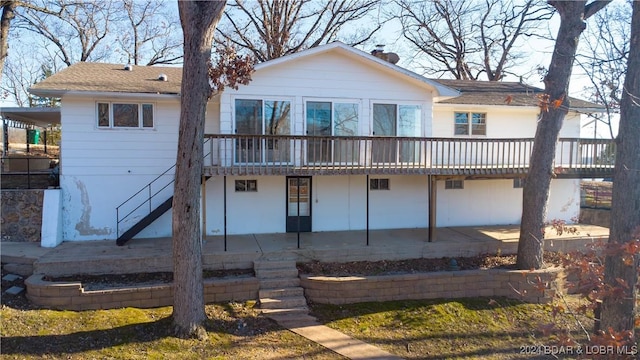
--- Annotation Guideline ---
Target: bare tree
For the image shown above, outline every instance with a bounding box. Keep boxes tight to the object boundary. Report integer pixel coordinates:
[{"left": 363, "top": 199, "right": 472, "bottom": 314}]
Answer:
[
  {"left": 395, "top": 0, "right": 553, "bottom": 81},
  {"left": 174, "top": 0, "right": 253, "bottom": 338},
  {"left": 0, "top": 0, "right": 17, "bottom": 83},
  {"left": 215, "top": 0, "right": 382, "bottom": 62},
  {"left": 14, "top": 0, "right": 116, "bottom": 66},
  {"left": 116, "top": 0, "right": 182, "bottom": 66},
  {"left": 516, "top": 0, "right": 611, "bottom": 270},
  {"left": 173, "top": 0, "right": 223, "bottom": 338},
  {"left": 578, "top": 1, "right": 631, "bottom": 139},
  {"left": 600, "top": 0, "right": 639, "bottom": 336}
]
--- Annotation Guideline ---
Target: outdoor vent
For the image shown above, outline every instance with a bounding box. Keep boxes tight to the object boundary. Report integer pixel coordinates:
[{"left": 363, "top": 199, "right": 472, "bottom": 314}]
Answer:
[
  {"left": 158, "top": 73, "right": 168, "bottom": 82},
  {"left": 124, "top": 64, "right": 133, "bottom": 71}
]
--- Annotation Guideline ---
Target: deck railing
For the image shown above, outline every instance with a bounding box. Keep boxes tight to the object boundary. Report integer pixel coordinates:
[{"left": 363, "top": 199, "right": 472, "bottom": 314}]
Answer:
[{"left": 202, "top": 134, "right": 615, "bottom": 176}]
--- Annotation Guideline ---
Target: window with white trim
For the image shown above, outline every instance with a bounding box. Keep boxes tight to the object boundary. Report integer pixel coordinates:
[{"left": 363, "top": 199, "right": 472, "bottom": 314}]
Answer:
[
  {"left": 306, "top": 100, "right": 359, "bottom": 163},
  {"left": 372, "top": 103, "right": 422, "bottom": 163},
  {"left": 370, "top": 178, "right": 390, "bottom": 190},
  {"left": 445, "top": 179, "right": 464, "bottom": 189},
  {"left": 97, "top": 102, "right": 154, "bottom": 128},
  {"left": 234, "top": 98, "right": 291, "bottom": 163},
  {"left": 235, "top": 179, "right": 257, "bottom": 192},
  {"left": 454, "top": 112, "right": 486, "bottom": 136}
]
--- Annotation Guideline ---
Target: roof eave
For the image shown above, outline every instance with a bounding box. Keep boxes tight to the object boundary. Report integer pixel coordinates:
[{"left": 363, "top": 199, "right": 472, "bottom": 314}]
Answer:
[
  {"left": 28, "top": 88, "right": 181, "bottom": 100},
  {"left": 568, "top": 107, "right": 607, "bottom": 113}
]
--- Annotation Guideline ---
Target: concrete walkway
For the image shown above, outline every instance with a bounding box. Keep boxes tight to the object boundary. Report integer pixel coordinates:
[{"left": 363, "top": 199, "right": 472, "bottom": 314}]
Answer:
[{"left": 268, "top": 313, "right": 403, "bottom": 360}]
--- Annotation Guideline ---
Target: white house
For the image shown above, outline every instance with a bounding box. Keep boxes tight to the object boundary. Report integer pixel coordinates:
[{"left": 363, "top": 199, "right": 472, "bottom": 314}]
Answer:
[{"left": 28, "top": 42, "right": 608, "bottom": 246}]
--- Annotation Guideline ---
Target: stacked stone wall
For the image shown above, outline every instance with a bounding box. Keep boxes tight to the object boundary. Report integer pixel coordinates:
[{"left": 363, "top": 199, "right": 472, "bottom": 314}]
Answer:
[
  {"left": 26, "top": 275, "right": 259, "bottom": 310},
  {"left": 1, "top": 190, "right": 44, "bottom": 242},
  {"left": 301, "top": 267, "right": 563, "bottom": 305}
]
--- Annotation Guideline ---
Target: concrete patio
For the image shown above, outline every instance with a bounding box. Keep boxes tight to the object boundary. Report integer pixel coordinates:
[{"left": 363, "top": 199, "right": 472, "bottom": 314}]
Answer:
[{"left": 1, "top": 224, "right": 609, "bottom": 277}]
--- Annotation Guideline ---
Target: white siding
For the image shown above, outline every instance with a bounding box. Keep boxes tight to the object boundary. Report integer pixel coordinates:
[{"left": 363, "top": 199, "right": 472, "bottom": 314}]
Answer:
[
  {"left": 221, "top": 51, "right": 434, "bottom": 136},
  {"left": 205, "top": 176, "right": 285, "bottom": 235},
  {"left": 436, "top": 178, "right": 580, "bottom": 227},
  {"left": 433, "top": 105, "right": 583, "bottom": 138}
]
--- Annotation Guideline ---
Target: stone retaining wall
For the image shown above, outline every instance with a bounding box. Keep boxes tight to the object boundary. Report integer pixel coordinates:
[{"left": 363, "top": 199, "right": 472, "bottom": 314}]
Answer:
[
  {"left": 26, "top": 275, "right": 259, "bottom": 310},
  {"left": 301, "top": 267, "right": 563, "bottom": 305},
  {"left": 1, "top": 190, "right": 44, "bottom": 242}
]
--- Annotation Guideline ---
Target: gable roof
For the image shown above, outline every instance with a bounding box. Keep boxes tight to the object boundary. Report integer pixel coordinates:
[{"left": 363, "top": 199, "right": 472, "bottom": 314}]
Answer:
[
  {"left": 29, "top": 42, "right": 459, "bottom": 98},
  {"left": 432, "top": 79, "right": 604, "bottom": 112},
  {"left": 29, "top": 63, "right": 182, "bottom": 97},
  {"left": 254, "top": 41, "right": 460, "bottom": 97}
]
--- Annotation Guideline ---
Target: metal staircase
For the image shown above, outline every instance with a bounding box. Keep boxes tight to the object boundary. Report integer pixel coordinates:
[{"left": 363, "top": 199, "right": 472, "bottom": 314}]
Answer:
[
  {"left": 116, "top": 165, "right": 176, "bottom": 246},
  {"left": 115, "top": 140, "right": 214, "bottom": 246}
]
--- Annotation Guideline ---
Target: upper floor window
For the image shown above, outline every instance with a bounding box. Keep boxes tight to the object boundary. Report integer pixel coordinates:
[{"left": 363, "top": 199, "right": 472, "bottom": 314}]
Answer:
[
  {"left": 373, "top": 104, "right": 421, "bottom": 137},
  {"left": 306, "top": 100, "right": 359, "bottom": 163},
  {"left": 372, "top": 103, "right": 421, "bottom": 163},
  {"left": 454, "top": 112, "right": 486, "bottom": 136},
  {"left": 234, "top": 98, "right": 291, "bottom": 163},
  {"left": 97, "top": 102, "right": 153, "bottom": 129}
]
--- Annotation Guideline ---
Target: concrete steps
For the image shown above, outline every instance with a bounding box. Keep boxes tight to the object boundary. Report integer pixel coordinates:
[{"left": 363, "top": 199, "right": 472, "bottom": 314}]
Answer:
[{"left": 254, "top": 257, "right": 310, "bottom": 320}]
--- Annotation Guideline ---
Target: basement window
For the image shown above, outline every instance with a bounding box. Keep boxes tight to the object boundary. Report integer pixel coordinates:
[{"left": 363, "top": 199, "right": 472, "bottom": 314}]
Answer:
[
  {"left": 97, "top": 102, "right": 154, "bottom": 129},
  {"left": 445, "top": 179, "right": 464, "bottom": 189},
  {"left": 370, "top": 178, "right": 390, "bottom": 190},
  {"left": 235, "top": 179, "right": 257, "bottom": 192},
  {"left": 513, "top": 178, "right": 526, "bottom": 188}
]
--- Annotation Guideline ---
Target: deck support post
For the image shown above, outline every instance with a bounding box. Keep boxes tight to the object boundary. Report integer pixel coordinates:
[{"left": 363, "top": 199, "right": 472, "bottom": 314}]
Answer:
[
  {"left": 202, "top": 174, "right": 207, "bottom": 246},
  {"left": 428, "top": 175, "right": 437, "bottom": 242},
  {"left": 2, "top": 119, "right": 8, "bottom": 155},
  {"left": 223, "top": 175, "right": 227, "bottom": 251},
  {"left": 25, "top": 126, "right": 30, "bottom": 153},
  {"left": 297, "top": 177, "right": 301, "bottom": 249},
  {"left": 366, "top": 174, "right": 369, "bottom": 246}
]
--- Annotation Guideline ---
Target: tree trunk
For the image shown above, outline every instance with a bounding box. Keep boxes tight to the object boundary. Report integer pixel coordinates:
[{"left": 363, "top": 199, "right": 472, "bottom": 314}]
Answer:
[
  {"left": 173, "top": 0, "right": 225, "bottom": 339},
  {"left": 600, "top": 1, "right": 639, "bottom": 335},
  {"left": 0, "top": 0, "right": 16, "bottom": 84},
  {"left": 516, "top": 1, "right": 610, "bottom": 270}
]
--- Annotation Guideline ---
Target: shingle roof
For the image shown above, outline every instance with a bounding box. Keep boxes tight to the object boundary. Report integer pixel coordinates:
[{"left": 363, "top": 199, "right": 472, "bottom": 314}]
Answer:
[
  {"left": 431, "top": 79, "right": 603, "bottom": 111},
  {"left": 29, "top": 62, "right": 182, "bottom": 96}
]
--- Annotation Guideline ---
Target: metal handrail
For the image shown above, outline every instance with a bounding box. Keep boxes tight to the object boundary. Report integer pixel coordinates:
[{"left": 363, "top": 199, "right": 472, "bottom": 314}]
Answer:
[
  {"left": 116, "top": 138, "right": 212, "bottom": 237},
  {"left": 1, "top": 156, "right": 58, "bottom": 189}
]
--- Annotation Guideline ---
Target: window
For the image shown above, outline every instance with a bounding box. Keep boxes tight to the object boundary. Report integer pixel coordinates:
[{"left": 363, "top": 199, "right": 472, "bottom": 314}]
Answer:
[
  {"left": 454, "top": 112, "right": 486, "bottom": 136},
  {"left": 235, "top": 179, "right": 257, "bottom": 192},
  {"left": 372, "top": 103, "right": 421, "bottom": 163},
  {"left": 97, "top": 102, "right": 154, "bottom": 128},
  {"left": 513, "top": 178, "right": 526, "bottom": 188},
  {"left": 445, "top": 179, "right": 464, "bottom": 189},
  {"left": 235, "top": 99, "right": 291, "bottom": 163},
  {"left": 306, "top": 100, "right": 359, "bottom": 163},
  {"left": 370, "top": 178, "right": 390, "bottom": 190}
]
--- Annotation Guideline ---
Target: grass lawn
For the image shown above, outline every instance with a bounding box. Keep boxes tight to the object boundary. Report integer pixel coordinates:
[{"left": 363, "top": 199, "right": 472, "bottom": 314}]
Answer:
[
  {"left": 2, "top": 296, "right": 633, "bottom": 359},
  {"left": 0, "top": 302, "right": 342, "bottom": 359},
  {"left": 310, "top": 297, "right": 591, "bottom": 360}
]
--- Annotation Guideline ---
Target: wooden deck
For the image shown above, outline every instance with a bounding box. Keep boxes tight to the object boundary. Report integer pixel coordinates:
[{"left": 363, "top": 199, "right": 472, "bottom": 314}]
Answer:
[{"left": 203, "top": 134, "right": 615, "bottom": 178}]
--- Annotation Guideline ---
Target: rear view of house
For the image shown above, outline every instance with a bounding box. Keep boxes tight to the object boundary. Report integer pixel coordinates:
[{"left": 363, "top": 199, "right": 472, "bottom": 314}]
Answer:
[{"left": 28, "top": 42, "right": 609, "bottom": 246}]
